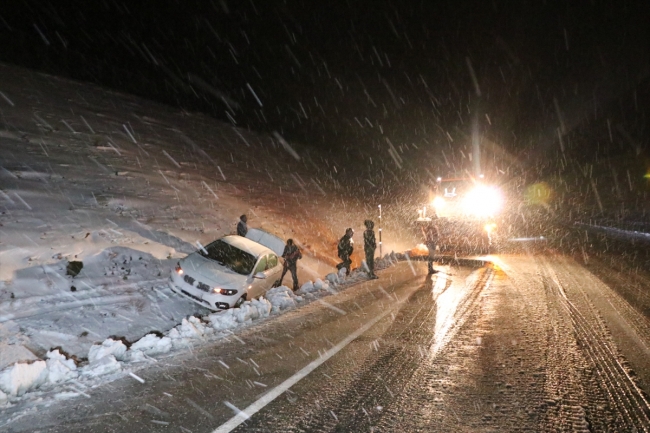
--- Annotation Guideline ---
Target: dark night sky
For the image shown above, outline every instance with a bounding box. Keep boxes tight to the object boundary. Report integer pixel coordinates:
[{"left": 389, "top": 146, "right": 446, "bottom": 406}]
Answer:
[{"left": 1, "top": 0, "right": 649, "bottom": 215}]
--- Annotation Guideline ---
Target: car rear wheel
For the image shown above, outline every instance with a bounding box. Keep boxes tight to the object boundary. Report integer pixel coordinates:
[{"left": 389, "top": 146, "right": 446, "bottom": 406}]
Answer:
[{"left": 234, "top": 294, "right": 247, "bottom": 308}]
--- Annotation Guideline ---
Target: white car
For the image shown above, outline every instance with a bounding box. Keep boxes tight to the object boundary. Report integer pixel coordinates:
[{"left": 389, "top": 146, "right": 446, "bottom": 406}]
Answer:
[{"left": 169, "top": 229, "right": 285, "bottom": 311}]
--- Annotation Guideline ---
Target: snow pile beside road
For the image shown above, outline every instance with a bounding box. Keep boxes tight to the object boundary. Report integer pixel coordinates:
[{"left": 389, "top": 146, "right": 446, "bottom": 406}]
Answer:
[
  {"left": 207, "top": 299, "right": 270, "bottom": 331},
  {"left": 297, "top": 278, "right": 333, "bottom": 295},
  {"left": 127, "top": 333, "right": 172, "bottom": 360},
  {"left": 88, "top": 338, "right": 127, "bottom": 363},
  {"left": 265, "top": 286, "right": 303, "bottom": 313},
  {"left": 81, "top": 355, "right": 122, "bottom": 377},
  {"left": 0, "top": 257, "right": 401, "bottom": 406},
  {"left": 45, "top": 350, "right": 78, "bottom": 384},
  {"left": 0, "top": 360, "right": 48, "bottom": 396}
]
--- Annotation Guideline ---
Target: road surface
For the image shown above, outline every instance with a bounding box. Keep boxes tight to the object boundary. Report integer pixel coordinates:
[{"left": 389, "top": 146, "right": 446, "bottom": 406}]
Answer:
[{"left": 4, "top": 253, "right": 650, "bottom": 432}]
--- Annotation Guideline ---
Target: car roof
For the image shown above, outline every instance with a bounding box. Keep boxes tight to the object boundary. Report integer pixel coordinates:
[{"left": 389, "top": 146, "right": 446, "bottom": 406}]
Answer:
[{"left": 220, "top": 235, "right": 275, "bottom": 257}]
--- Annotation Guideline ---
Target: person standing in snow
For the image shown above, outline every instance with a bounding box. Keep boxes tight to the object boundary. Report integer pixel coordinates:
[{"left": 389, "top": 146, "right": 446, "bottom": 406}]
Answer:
[
  {"left": 336, "top": 228, "right": 354, "bottom": 276},
  {"left": 276, "top": 239, "right": 302, "bottom": 291},
  {"left": 363, "top": 220, "right": 378, "bottom": 279},
  {"left": 237, "top": 214, "right": 248, "bottom": 237},
  {"left": 422, "top": 220, "right": 440, "bottom": 274}
]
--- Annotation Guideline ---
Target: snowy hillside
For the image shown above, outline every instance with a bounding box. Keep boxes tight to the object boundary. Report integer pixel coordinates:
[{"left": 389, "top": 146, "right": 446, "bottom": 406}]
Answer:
[{"left": 0, "top": 64, "right": 414, "bottom": 416}]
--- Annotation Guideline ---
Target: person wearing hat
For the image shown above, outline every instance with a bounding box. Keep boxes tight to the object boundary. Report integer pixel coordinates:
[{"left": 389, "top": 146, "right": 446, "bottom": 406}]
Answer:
[
  {"left": 363, "top": 220, "right": 379, "bottom": 279},
  {"left": 336, "top": 228, "right": 354, "bottom": 276},
  {"left": 237, "top": 214, "right": 248, "bottom": 237}
]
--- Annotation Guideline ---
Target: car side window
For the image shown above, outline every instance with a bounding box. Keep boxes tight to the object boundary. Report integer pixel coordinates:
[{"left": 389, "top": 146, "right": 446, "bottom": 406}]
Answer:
[
  {"left": 266, "top": 254, "right": 278, "bottom": 269},
  {"left": 253, "top": 255, "right": 267, "bottom": 274}
]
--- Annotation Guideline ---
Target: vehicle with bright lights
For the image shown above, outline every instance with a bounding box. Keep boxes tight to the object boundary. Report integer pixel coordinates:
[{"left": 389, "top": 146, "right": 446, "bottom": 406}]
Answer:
[
  {"left": 417, "top": 176, "right": 504, "bottom": 254},
  {"left": 169, "top": 229, "right": 285, "bottom": 311}
]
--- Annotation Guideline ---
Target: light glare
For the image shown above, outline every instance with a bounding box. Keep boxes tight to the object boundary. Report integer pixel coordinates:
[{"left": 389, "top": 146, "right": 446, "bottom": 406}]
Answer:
[{"left": 461, "top": 185, "right": 502, "bottom": 217}]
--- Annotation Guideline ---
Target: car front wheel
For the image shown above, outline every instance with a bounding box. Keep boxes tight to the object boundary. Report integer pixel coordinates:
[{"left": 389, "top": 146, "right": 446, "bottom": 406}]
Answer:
[{"left": 234, "top": 294, "right": 247, "bottom": 308}]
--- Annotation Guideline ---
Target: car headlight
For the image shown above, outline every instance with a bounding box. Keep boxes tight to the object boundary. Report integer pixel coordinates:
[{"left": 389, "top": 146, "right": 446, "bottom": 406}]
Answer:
[
  {"left": 484, "top": 223, "right": 497, "bottom": 233},
  {"left": 175, "top": 262, "right": 183, "bottom": 275},
  {"left": 461, "top": 185, "right": 503, "bottom": 217},
  {"left": 431, "top": 196, "right": 445, "bottom": 209},
  {"left": 212, "top": 288, "right": 238, "bottom": 296}
]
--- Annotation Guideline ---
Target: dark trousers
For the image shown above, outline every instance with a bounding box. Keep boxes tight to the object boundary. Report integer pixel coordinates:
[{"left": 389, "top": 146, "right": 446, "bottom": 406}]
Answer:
[
  {"left": 365, "top": 249, "right": 375, "bottom": 275},
  {"left": 336, "top": 256, "right": 352, "bottom": 275},
  {"left": 278, "top": 263, "right": 299, "bottom": 290},
  {"left": 426, "top": 242, "right": 436, "bottom": 272}
]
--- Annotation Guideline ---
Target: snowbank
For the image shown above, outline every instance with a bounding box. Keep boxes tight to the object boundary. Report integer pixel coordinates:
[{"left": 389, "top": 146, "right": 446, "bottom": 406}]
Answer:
[
  {"left": 88, "top": 338, "right": 127, "bottom": 363},
  {"left": 265, "top": 286, "right": 303, "bottom": 313},
  {"left": 296, "top": 278, "right": 333, "bottom": 295},
  {"left": 0, "top": 254, "right": 400, "bottom": 404},
  {"left": 0, "top": 360, "right": 48, "bottom": 396},
  {"left": 46, "top": 350, "right": 78, "bottom": 384},
  {"left": 128, "top": 334, "right": 172, "bottom": 358},
  {"left": 81, "top": 355, "right": 122, "bottom": 377}
]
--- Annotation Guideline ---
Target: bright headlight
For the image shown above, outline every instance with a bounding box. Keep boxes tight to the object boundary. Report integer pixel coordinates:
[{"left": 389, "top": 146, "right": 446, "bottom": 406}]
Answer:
[
  {"left": 212, "top": 287, "right": 238, "bottom": 296},
  {"left": 461, "top": 185, "right": 503, "bottom": 217},
  {"left": 431, "top": 196, "right": 445, "bottom": 208}
]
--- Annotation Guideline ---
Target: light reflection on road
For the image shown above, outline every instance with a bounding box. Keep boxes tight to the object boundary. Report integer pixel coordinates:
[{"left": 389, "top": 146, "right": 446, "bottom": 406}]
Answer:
[{"left": 430, "top": 268, "right": 485, "bottom": 357}]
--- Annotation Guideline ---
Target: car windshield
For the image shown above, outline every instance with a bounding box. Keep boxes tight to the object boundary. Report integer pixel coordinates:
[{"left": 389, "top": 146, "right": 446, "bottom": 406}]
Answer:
[{"left": 198, "top": 240, "right": 257, "bottom": 275}]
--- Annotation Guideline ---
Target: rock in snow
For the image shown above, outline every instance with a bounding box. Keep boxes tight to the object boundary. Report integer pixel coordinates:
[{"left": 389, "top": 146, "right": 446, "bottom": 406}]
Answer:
[{"left": 0, "top": 360, "right": 48, "bottom": 396}]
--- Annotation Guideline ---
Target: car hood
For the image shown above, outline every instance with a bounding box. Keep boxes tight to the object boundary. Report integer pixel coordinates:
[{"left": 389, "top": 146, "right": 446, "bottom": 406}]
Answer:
[{"left": 180, "top": 252, "right": 249, "bottom": 289}]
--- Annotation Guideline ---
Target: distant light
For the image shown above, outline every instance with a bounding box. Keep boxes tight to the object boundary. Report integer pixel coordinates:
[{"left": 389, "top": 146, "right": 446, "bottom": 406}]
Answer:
[
  {"left": 479, "top": 174, "right": 485, "bottom": 179},
  {"left": 436, "top": 177, "right": 442, "bottom": 182}
]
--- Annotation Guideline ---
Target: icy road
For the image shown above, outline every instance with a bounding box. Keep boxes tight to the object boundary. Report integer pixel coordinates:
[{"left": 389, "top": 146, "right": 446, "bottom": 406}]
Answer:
[{"left": 5, "top": 255, "right": 650, "bottom": 432}]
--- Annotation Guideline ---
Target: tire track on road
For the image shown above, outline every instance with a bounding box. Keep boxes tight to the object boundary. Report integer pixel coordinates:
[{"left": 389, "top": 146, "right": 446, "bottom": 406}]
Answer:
[{"left": 541, "top": 256, "right": 650, "bottom": 432}]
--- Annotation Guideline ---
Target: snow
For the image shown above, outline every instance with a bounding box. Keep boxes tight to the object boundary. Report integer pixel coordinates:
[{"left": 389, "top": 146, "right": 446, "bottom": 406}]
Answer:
[
  {"left": 0, "top": 360, "right": 48, "bottom": 396},
  {"left": 128, "top": 333, "right": 172, "bottom": 358},
  {"left": 0, "top": 64, "right": 408, "bottom": 412},
  {"left": 297, "top": 281, "right": 315, "bottom": 294},
  {"left": 325, "top": 272, "right": 340, "bottom": 285},
  {"left": 45, "top": 350, "right": 78, "bottom": 384},
  {"left": 265, "top": 286, "right": 303, "bottom": 313},
  {"left": 0, "top": 343, "right": 39, "bottom": 371},
  {"left": 80, "top": 355, "right": 121, "bottom": 377},
  {"left": 87, "top": 338, "right": 127, "bottom": 363}
]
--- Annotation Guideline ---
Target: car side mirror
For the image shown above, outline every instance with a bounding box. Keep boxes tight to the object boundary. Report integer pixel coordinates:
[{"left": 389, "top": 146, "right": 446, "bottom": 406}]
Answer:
[{"left": 253, "top": 272, "right": 267, "bottom": 279}]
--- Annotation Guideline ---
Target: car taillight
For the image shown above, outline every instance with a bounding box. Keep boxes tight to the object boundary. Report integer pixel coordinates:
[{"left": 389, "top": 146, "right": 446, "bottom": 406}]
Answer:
[{"left": 175, "top": 262, "right": 183, "bottom": 275}]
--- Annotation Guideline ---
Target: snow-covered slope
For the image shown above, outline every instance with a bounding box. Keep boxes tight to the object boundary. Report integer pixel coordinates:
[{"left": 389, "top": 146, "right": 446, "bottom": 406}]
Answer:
[{"left": 0, "top": 64, "right": 410, "bottom": 417}]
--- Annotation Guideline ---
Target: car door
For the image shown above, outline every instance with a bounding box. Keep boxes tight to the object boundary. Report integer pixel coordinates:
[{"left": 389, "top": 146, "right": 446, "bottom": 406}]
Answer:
[
  {"left": 248, "top": 255, "right": 268, "bottom": 299},
  {"left": 263, "top": 253, "right": 282, "bottom": 293}
]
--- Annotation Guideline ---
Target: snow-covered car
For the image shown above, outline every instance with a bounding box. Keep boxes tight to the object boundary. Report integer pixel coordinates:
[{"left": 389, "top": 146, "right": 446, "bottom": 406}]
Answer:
[{"left": 169, "top": 229, "right": 285, "bottom": 311}]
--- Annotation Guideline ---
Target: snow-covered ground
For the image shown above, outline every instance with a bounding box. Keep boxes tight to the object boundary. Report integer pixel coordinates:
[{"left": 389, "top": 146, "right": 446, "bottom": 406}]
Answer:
[{"left": 0, "top": 64, "right": 415, "bottom": 414}]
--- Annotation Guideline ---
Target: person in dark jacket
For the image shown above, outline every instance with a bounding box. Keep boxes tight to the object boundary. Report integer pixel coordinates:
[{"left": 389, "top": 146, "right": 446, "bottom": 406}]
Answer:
[
  {"left": 336, "top": 228, "right": 354, "bottom": 276},
  {"left": 276, "top": 239, "right": 302, "bottom": 291},
  {"left": 363, "top": 220, "right": 378, "bottom": 279},
  {"left": 237, "top": 215, "right": 248, "bottom": 237},
  {"left": 422, "top": 220, "right": 440, "bottom": 274}
]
